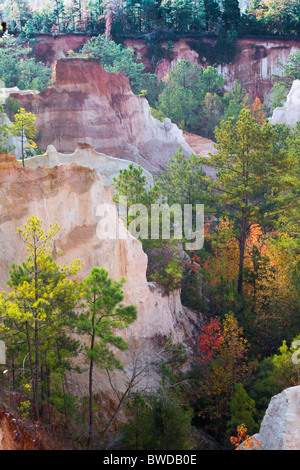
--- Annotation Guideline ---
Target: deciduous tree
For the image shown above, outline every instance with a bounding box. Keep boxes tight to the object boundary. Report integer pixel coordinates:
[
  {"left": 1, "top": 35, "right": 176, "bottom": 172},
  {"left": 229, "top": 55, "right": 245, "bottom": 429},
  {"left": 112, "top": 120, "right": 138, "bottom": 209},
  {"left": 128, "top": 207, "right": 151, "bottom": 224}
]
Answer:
[
  {"left": 11, "top": 108, "right": 37, "bottom": 167},
  {"left": 0, "top": 216, "right": 82, "bottom": 421}
]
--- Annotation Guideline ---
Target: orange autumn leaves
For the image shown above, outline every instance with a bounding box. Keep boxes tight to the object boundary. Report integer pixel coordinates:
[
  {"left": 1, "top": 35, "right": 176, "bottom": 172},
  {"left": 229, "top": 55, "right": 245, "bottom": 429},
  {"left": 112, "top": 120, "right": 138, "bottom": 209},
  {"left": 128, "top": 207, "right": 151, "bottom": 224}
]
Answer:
[
  {"left": 196, "top": 218, "right": 294, "bottom": 314},
  {"left": 183, "top": 215, "right": 297, "bottom": 335},
  {"left": 230, "top": 424, "right": 261, "bottom": 450},
  {"left": 205, "top": 218, "right": 266, "bottom": 287}
]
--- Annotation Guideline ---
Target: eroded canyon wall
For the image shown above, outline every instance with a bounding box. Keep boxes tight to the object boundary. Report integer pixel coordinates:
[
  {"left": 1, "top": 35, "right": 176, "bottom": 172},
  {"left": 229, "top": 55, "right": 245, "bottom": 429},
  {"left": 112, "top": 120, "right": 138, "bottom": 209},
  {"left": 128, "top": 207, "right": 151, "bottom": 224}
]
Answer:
[
  {"left": 10, "top": 59, "right": 193, "bottom": 173},
  {"left": 30, "top": 34, "right": 300, "bottom": 102},
  {"left": 34, "top": 34, "right": 91, "bottom": 66},
  {"left": 0, "top": 163, "right": 198, "bottom": 398},
  {"left": 24, "top": 143, "right": 154, "bottom": 188},
  {"left": 125, "top": 36, "right": 300, "bottom": 100},
  {"left": 219, "top": 37, "right": 299, "bottom": 100}
]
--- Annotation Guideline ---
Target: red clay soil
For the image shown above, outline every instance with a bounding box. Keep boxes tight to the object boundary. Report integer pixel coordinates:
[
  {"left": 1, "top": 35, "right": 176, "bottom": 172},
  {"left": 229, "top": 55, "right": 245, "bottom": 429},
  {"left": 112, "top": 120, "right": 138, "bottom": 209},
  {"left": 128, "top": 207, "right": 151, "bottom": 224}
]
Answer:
[
  {"left": 0, "top": 408, "right": 49, "bottom": 450},
  {"left": 183, "top": 131, "right": 217, "bottom": 157}
]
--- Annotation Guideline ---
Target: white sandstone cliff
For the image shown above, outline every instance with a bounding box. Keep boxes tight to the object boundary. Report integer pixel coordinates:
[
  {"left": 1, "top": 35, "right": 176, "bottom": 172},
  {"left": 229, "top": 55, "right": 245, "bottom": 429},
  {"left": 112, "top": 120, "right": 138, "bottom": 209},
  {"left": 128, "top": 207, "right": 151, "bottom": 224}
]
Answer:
[
  {"left": 269, "top": 79, "right": 300, "bottom": 127},
  {"left": 251, "top": 386, "right": 300, "bottom": 450},
  {"left": 0, "top": 162, "right": 198, "bottom": 399},
  {"left": 24, "top": 142, "right": 154, "bottom": 188}
]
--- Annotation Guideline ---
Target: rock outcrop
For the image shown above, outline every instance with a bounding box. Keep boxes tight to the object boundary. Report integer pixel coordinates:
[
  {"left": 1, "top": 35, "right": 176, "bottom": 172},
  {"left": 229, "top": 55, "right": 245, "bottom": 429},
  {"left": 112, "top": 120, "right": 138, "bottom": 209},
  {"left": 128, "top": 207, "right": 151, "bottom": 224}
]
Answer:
[
  {"left": 218, "top": 37, "right": 299, "bottom": 100},
  {"left": 0, "top": 163, "right": 198, "bottom": 398},
  {"left": 269, "top": 79, "right": 300, "bottom": 127},
  {"left": 251, "top": 386, "right": 300, "bottom": 450},
  {"left": 0, "top": 151, "right": 20, "bottom": 170},
  {"left": 33, "top": 34, "right": 91, "bottom": 66},
  {"left": 125, "top": 36, "right": 300, "bottom": 101},
  {"left": 25, "top": 143, "right": 154, "bottom": 188},
  {"left": 9, "top": 58, "right": 194, "bottom": 173}
]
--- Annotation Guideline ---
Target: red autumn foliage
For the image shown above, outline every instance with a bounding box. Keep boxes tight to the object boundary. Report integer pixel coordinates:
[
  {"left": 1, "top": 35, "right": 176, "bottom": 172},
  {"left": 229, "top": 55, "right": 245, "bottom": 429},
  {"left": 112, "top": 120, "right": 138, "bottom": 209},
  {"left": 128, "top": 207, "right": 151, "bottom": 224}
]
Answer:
[{"left": 197, "top": 319, "right": 223, "bottom": 362}]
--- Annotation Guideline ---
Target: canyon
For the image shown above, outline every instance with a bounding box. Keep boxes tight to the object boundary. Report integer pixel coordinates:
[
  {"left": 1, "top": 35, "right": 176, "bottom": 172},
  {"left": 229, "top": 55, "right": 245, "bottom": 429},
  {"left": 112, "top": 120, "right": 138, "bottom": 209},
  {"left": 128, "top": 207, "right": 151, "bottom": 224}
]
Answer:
[
  {"left": 32, "top": 33, "right": 300, "bottom": 101},
  {"left": 0, "top": 162, "right": 198, "bottom": 402},
  {"left": 125, "top": 35, "right": 296, "bottom": 100},
  {"left": 10, "top": 58, "right": 193, "bottom": 173},
  {"left": 0, "top": 32, "right": 298, "bottom": 450}
]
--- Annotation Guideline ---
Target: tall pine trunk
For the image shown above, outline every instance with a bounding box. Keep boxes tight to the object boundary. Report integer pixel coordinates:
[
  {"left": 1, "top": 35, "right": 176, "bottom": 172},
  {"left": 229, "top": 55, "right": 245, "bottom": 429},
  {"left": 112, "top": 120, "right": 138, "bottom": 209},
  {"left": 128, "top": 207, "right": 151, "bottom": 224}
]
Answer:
[
  {"left": 88, "top": 310, "right": 95, "bottom": 449},
  {"left": 237, "top": 214, "right": 248, "bottom": 295}
]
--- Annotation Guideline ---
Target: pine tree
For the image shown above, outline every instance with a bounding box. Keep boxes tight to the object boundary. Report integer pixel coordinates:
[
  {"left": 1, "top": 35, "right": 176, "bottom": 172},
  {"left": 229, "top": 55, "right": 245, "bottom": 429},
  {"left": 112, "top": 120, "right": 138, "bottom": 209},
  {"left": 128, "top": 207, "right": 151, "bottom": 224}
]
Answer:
[
  {"left": 227, "top": 383, "right": 257, "bottom": 437},
  {"left": 223, "top": 0, "right": 240, "bottom": 31},
  {"left": 203, "top": 108, "right": 295, "bottom": 295},
  {"left": 78, "top": 267, "right": 137, "bottom": 448}
]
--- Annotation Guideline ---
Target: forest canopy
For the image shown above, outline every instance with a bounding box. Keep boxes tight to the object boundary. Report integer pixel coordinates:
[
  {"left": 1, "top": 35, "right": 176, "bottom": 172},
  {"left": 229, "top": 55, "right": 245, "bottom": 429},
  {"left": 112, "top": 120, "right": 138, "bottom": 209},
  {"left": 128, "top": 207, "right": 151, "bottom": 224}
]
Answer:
[{"left": 2, "top": 1, "right": 300, "bottom": 39}]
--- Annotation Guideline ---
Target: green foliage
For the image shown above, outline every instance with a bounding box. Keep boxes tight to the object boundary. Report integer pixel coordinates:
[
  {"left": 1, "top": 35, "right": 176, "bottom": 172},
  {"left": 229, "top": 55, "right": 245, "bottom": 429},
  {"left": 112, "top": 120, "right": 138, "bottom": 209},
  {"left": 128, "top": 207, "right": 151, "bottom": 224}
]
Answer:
[
  {"left": 0, "top": 105, "right": 14, "bottom": 153},
  {"left": 203, "top": 0, "right": 221, "bottom": 31},
  {"left": 121, "top": 393, "right": 194, "bottom": 450},
  {"left": 17, "top": 399, "right": 31, "bottom": 421},
  {"left": 276, "top": 121, "right": 300, "bottom": 238},
  {"left": 79, "top": 267, "right": 137, "bottom": 371},
  {"left": 11, "top": 108, "right": 37, "bottom": 166},
  {"left": 113, "top": 163, "right": 155, "bottom": 215},
  {"left": 276, "top": 50, "right": 300, "bottom": 81},
  {"left": 4, "top": 0, "right": 300, "bottom": 39},
  {"left": 144, "top": 35, "right": 175, "bottom": 68},
  {"left": 121, "top": 337, "right": 193, "bottom": 450},
  {"left": 268, "top": 50, "right": 300, "bottom": 113},
  {"left": 120, "top": 395, "right": 155, "bottom": 450},
  {"left": 154, "top": 60, "right": 251, "bottom": 137},
  {"left": 23, "top": 9, "right": 55, "bottom": 36},
  {"left": 150, "top": 106, "right": 166, "bottom": 122},
  {"left": 1, "top": 2, "right": 299, "bottom": 449},
  {"left": 3, "top": 97, "right": 20, "bottom": 122},
  {"left": 0, "top": 34, "right": 51, "bottom": 91},
  {"left": 112, "top": 162, "right": 159, "bottom": 243},
  {"left": 150, "top": 254, "right": 183, "bottom": 293},
  {"left": 269, "top": 81, "right": 288, "bottom": 111},
  {"left": 155, "top": 148, "right": 211, "bottom": 210},
  {"left": 246, "top": 0, "right": 300, "bottom": 37},
  {"left": 188, "top": 29, "right": 238, "bottom": 66},
  {"left": 222, "top": 80, "right": 250, "bottom": 123},
  {"left": 157, "top": 85, "right": 197, "bottom": 130},
  {"left": 204, "top": 108, "right": 296, "bottom": 294},
  {"left": 227, "top": 383, "right": 258, "bottom": 438},
  {"left": 3, "top": 0, "right": 30, "bottom": 33},
  {"left": 0, "top": 215, "right": 82, "bottom": 421},
  {"left": 79, "top": 35, "right": 162, "bottom": 106},
  {"left": 78, "top": 266, "right": 137, "bottom": 447},
  {"left": 223, "top": 0, "right": 241, "bottom": 32},
  {"left": 250, "top": 338, "right": 300, "bottom": 423}
]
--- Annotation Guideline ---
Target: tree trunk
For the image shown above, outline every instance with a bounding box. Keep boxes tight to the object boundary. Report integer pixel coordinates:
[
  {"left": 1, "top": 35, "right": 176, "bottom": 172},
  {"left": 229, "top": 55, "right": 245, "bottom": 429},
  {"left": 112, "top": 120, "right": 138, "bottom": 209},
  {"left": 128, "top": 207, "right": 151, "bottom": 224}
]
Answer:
[
  {"left": 34, "top": 321, "right": 40, "bottom": 421},
  {"left": 33, "top": 245, "right": 40, "bottom": 421},
  {"left": 25, "top": 320, "right": 37, "bottom": 420},
  {"left": 237, "top": 215, "right": 247, "bottom": 295},
  {"left": 88, "top": 312, "right": 95, "bottom": 449},
  {"left": 88, "top": 351, "right": 94, "bottom": 448},
  {"left": 21, "top": 131, "right": 24, "bottom": 167}
]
